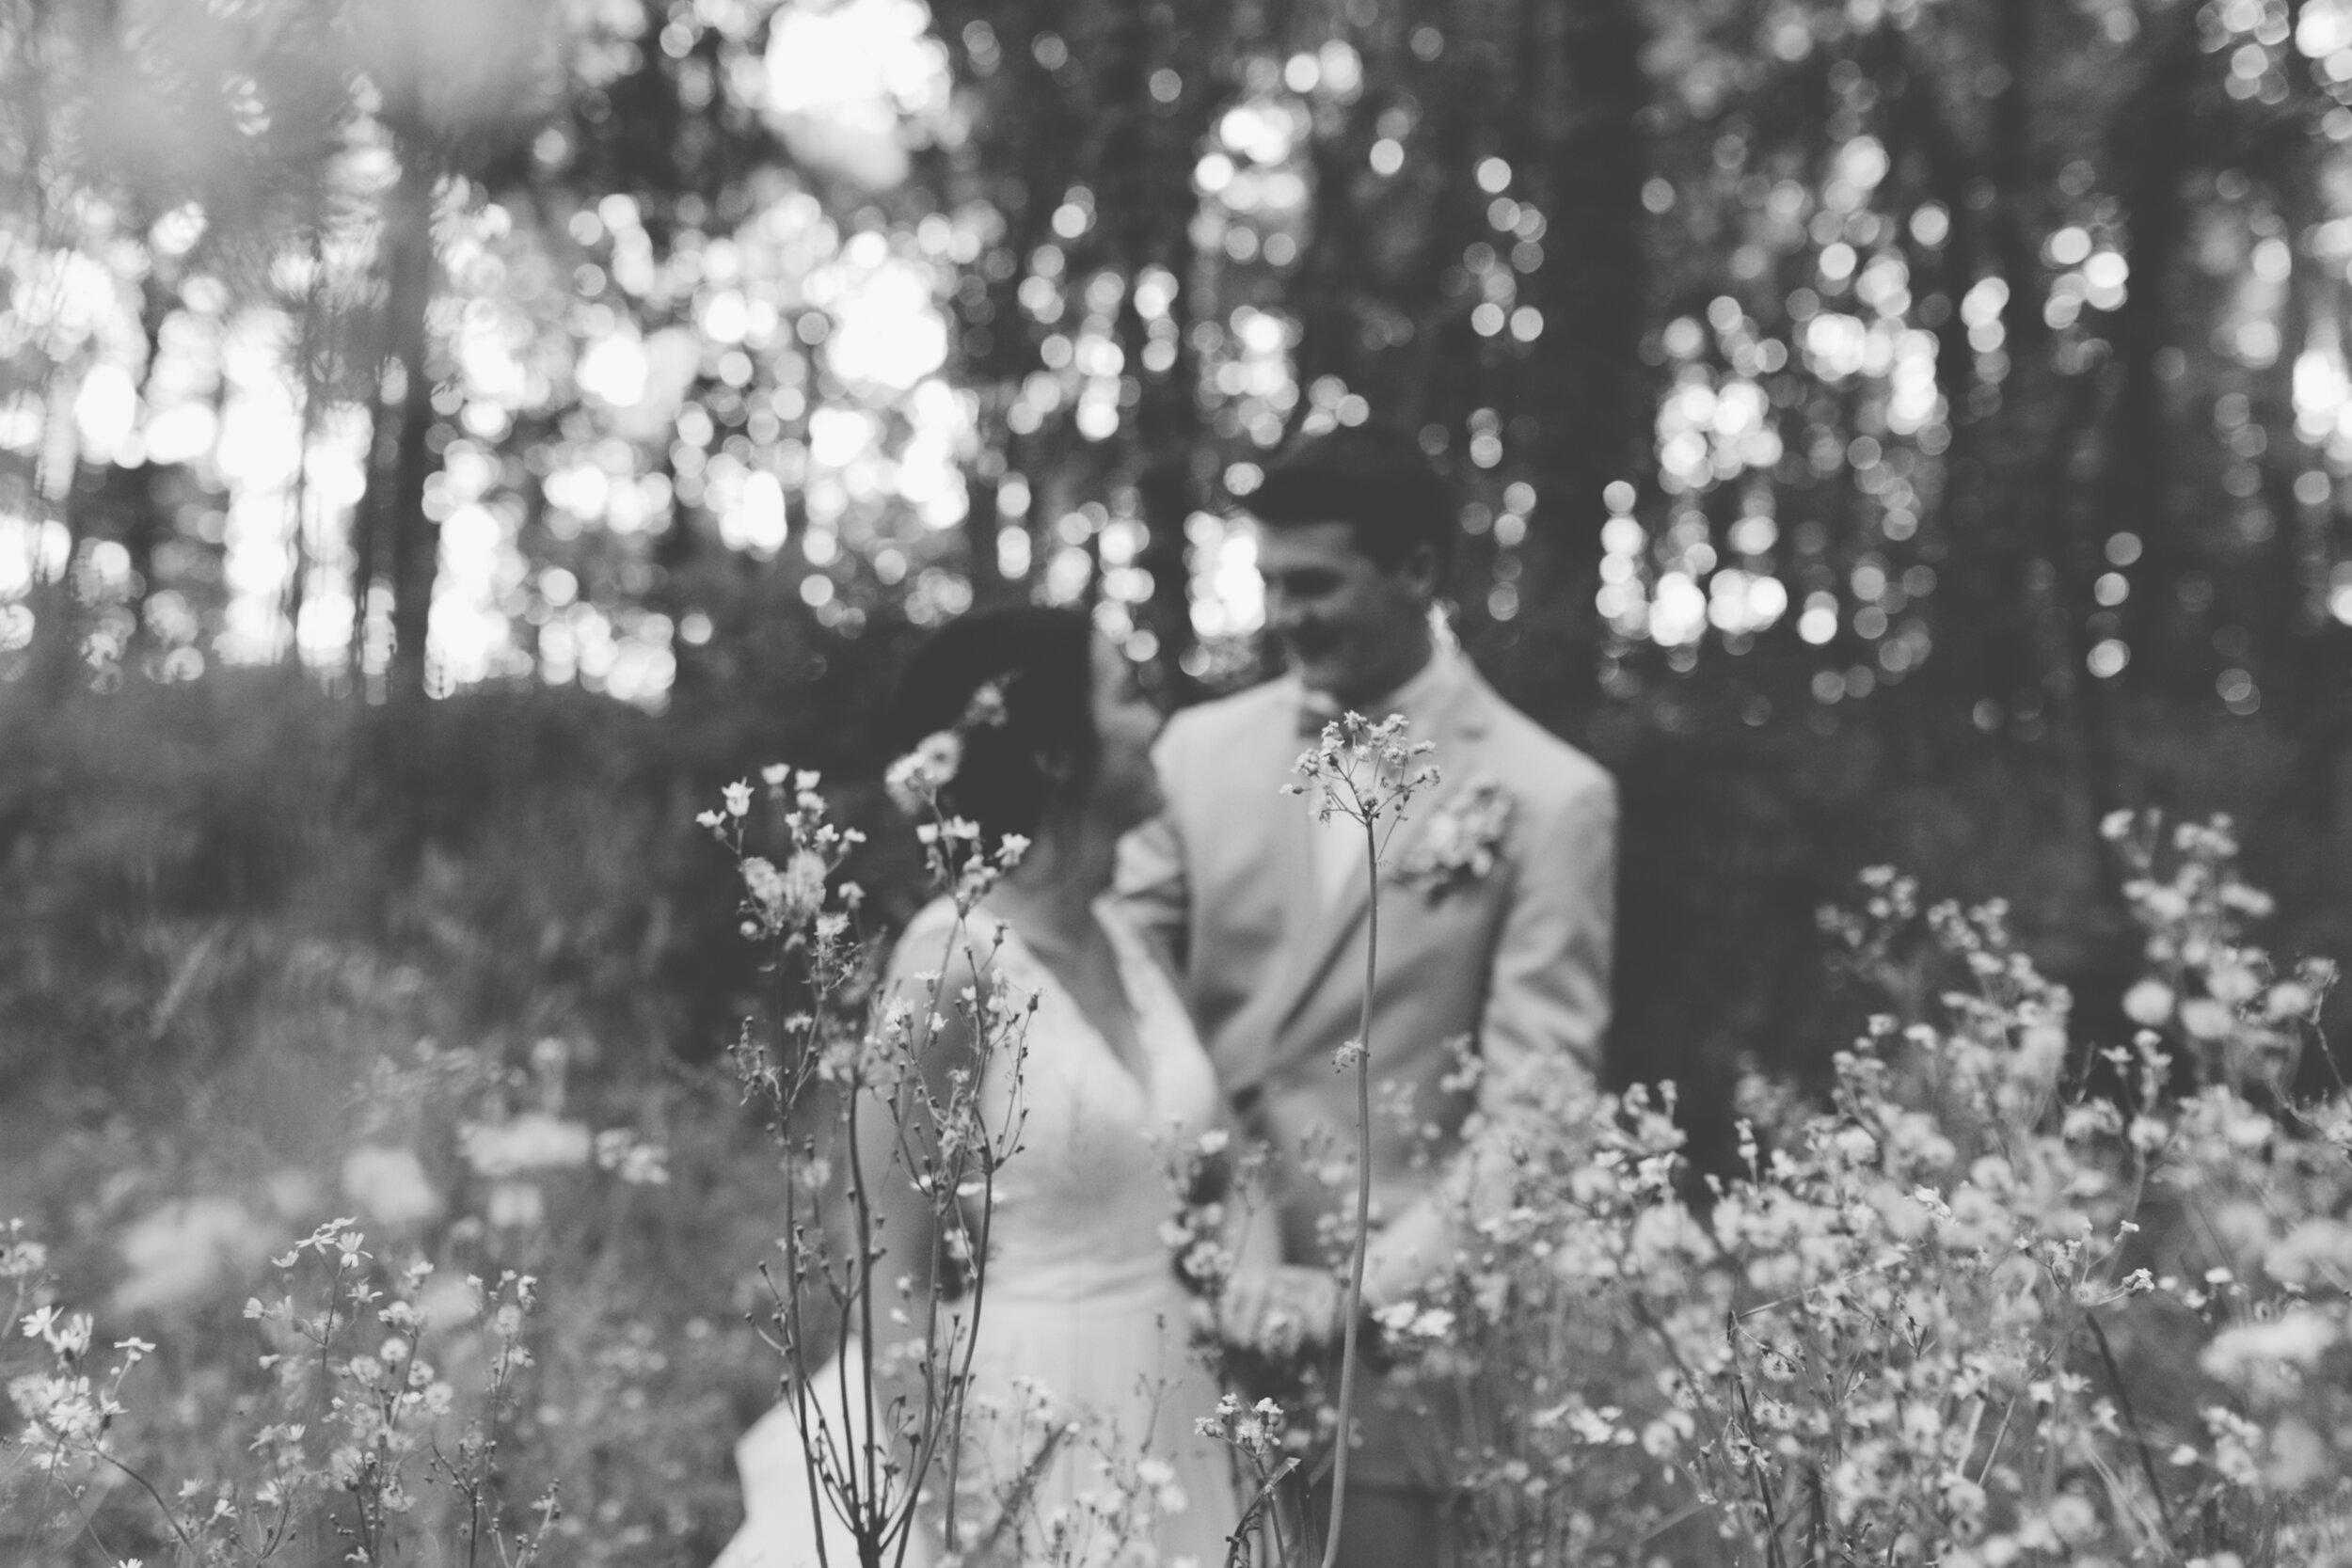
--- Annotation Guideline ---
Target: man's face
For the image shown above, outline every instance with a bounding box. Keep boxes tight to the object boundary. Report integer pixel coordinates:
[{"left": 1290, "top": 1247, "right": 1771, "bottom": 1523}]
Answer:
[{"left": 1250, "top": 518, "right": 1437, "bottom": 705}]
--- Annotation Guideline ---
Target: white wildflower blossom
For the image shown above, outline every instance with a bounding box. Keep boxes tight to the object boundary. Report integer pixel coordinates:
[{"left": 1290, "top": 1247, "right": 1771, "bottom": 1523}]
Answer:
[{"left": 459, "top": 1113, "right": 594, "bottom": 1179}]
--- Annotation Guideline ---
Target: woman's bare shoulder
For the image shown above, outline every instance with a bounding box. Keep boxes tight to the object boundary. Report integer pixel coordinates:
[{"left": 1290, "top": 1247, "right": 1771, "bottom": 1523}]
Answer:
[{"left": 883, "top": 897, "right": 1009, "bottom": 990}]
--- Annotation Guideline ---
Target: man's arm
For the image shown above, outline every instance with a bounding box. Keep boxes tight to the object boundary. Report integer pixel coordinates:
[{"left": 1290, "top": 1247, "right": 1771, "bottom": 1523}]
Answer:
[
  {"left": 1360, "top": 770, "right": 1617, "bottom": 1307},
  {"left": 1112, "top": 724, "right": 1195, "bottom": 978}
]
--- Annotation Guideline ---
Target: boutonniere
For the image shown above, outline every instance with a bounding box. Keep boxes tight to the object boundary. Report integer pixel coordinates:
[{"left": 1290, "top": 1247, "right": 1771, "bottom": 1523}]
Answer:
[{"left": 1396, "top": 777, "right": 1514, "bottom": 899}]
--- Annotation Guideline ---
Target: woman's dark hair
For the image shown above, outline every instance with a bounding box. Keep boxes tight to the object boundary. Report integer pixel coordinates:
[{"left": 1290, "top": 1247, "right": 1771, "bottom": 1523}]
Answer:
[
  {"left": 890, "top": 607, "right": 1097, "bottom": 842},
  {"left": 1247, "top": 419, "right": 1456, "bottom": 577}
]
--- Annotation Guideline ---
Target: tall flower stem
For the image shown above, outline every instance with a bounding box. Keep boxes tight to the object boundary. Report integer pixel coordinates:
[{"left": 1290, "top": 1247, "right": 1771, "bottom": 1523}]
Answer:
[
  {"left": 1282, "top": 712, "right": 1433, "bottom": 1568},
  {"left": 1319, "top": 814, "right": 1381, "bottom": 1568}
]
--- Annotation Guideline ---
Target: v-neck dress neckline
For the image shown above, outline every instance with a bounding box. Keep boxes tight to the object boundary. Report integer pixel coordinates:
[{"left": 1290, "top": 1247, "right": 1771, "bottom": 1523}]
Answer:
[{"left": 981, "top": 897, "right": 1162, "bottom": 1101}]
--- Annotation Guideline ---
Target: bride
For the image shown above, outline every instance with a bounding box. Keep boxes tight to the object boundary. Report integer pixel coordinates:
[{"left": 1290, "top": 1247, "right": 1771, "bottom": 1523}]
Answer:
[{"left": 720, "top": 607, "right": 1248, "bottom": 1568}]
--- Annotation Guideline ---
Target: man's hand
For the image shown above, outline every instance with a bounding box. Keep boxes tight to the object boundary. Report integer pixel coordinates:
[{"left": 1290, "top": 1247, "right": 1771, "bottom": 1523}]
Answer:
[{"left": 1216, "top": 1263, "right": 1348, "bottom": 1358}]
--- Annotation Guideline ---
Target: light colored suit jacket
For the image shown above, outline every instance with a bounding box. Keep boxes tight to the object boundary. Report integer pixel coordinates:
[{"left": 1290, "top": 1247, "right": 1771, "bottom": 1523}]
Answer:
[{"left": 1117, "top": 652, "right": 1616, "bottom": 1314}]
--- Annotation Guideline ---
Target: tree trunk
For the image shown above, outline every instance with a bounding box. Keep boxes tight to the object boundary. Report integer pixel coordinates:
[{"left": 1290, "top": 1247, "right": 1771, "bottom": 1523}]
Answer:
[
  {"left": 929, "top": 0, "right": 1087, "bottom": 609},
  {"left": 281, "top": 226, "right": 328, "bottom": 673},
  {"left": 1930, "top": 0, "right": 2127, "bottom": 862},
  {"left": 369, "top": 144, "right": 440, "bottom": 704},
  {"left": 2097, "top": 2, "right": 2203, "bottom": 689},
  {"left": 348, "top": 372, "right": 382, "bottom": 693},
  {"left": 1915, "top": 0, "right": 2062, "bottom": 733},
  {"left": 1391, "top": 0, "right": 1503, "bottom": 437},
  {"left": 25, "top": 370, "right": 87, "bottom": 705},
  {"left": 1510, "top": 0, "right": 1646, "bottom": 730},
  {"left": 1287, "top": 24, "right": 1391, "bottom": 419},
  {"left": 1091, "top": 0, "right": 1220, "bottom": 679}
]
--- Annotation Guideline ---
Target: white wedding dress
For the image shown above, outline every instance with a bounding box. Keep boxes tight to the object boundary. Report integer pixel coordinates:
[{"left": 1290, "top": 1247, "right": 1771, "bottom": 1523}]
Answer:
[{"left": 717, "top": 896, "right": 1242, "bottom": 1568}]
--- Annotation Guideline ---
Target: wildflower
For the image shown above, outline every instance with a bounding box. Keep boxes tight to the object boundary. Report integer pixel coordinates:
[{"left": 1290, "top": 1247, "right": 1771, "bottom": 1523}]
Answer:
[
  {"left": 781, "top": 849, "right": 828, "bottom": 925},
  {"left": 2220, "top": 1106, "right": 2274, "bottom": 1148},
  {"left": 1288, "top": 711, "right": 1439, "bottom": 829},
  {"left": 962, "top": 681, "right": 1009, "bottom": 728},
  {"left": 341, "top": 1146, "right": 441, "bottom": 1229},
  {"left": 2266, "top": 1415, "right": 2330, "bottom": 1489},
  {"left": 2179, "top": 997, "right": 2233, "bottom": 1041},
  {"left": 885, "top": 730, "right": 963, "bottom": 814},
  {"left": 2203, "top": 1406, "right": 2266, "bottom": 1488},
  {"left": 723, "top": 780, "right": 754, "bottom": 817},
  {"left": 1132, "top": 1455, "right": 1186, "bottom": 1515},
  {"left": 112, "top": 1196, "right": 273, "bottom": 1316},
  {"left": 1374, "top": 1301, "right": 1455, "bottom": 1344},
  {"left": 460, "top": 1113, "right": 593, "bottom": 1178},
  {"left": 2264, "top": 1218, "right": 2352, "bottom": 1285},
  {"left": 0, "top": 1231, "right": 46, "bottom": 1280},
  {"left": 741, "top": 856, "right": 787, "bottom": 917},
  {"left": 2201, "top": 1308, "right": 2339, "bottom": 1378},
  {"left": 594, "top": 1129, "right": 671, "bottom": 1186},
  {"left": 2219, "top": 881, "right": 2274, "bottom": 918},
  {"left": 485, "top": 1181, "right": 546, "bottom": 1230},
  {"left": 2265, "top": 980, "right": 2314, "bottom": 1021},
  {"left": 416, "top": 1276, "right": 480, "bottom": 1331},
  {"left": 1333, "top": 1038, "right": 1368, "bottom": 1071},
  {"left": 1220, "top": 1397, "right": 1286, "bottom": 1460}
]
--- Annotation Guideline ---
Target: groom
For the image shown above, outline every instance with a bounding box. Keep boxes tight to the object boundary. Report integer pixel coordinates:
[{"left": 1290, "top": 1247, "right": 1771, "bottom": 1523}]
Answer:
[{"left": 1118, "top": 420, "right": 1617, "bottom": 1567}]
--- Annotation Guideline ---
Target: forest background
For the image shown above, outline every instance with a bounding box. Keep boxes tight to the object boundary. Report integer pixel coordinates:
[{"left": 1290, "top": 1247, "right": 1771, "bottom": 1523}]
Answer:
[{"left": 6, "top": 0, "right": 2352, "bottom": 1559}]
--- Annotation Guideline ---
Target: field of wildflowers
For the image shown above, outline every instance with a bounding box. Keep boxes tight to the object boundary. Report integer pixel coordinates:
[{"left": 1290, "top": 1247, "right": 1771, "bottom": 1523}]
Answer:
[
  {"left": 0, "top": 1014, "right": 792, "bottom": 1564},
  {"left": 0, "top": 680, "right": 821, "bottom": 1565},
  {"left": 9, "top": 689, "right": 2352, "bottom": 1568},
  {"left": 1406, "top": 811, "right": 2352, "bottom": 1568}
]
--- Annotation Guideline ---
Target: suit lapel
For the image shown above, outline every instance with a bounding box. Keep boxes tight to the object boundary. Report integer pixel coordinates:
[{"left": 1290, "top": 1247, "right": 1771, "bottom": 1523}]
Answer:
[
  {"left": 1214, "top": 685, "right": 1327, "bottom": 1092},
  {"left": 1248, "top": 662, "right": 1497, "bottom": 1067}
]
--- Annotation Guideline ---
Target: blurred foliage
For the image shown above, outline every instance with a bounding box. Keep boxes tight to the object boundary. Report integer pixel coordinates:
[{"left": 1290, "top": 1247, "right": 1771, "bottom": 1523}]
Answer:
[
  {"left": 6, "top": 0, "right": 2352, "bottom": 1155},
  {"left": 0, "top": 601, "right": 933, "bottom": 1096}
]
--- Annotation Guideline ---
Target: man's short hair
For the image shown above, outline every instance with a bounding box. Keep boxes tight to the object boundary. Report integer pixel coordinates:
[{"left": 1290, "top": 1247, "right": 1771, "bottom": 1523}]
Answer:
[{"left": 1246, "top": 420, "right": 1457, "bottom": 577}]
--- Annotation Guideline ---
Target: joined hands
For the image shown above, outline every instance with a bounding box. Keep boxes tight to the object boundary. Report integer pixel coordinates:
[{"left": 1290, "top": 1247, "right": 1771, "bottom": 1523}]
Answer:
[{"left": 1215, "top": 1263, "right": 1352, "bottom": 1358}]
